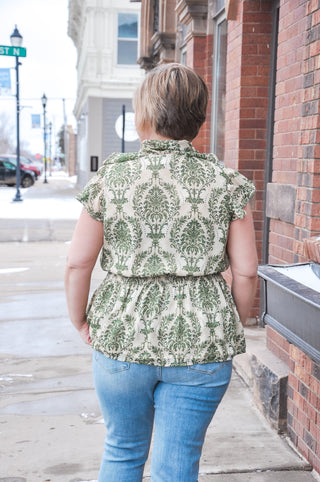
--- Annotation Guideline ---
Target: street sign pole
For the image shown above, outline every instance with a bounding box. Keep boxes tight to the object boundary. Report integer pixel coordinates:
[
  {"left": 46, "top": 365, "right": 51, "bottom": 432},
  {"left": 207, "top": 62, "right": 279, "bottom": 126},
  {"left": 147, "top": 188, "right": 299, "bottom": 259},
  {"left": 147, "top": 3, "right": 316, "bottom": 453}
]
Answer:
[
  {"left": 13, "top": 54, "right": 22, "bottom": 201},
  {"left": 0, "top": 41, "right": 27, "bottom": 200}
]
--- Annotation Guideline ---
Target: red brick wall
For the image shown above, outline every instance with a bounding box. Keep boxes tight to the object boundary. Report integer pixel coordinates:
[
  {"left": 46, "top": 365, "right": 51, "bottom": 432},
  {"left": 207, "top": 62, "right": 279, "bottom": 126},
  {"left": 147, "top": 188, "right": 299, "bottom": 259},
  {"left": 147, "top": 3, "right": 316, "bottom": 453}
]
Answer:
[
  {"left": 269, "top": 0, "right": 320, "bottom": 263},
  {"left": 295, "top": 0, "right": 320, "bottom": 259},
  {"left": 268, "top": 219, "right": 296, "bottom": 263},
  {"left": 225, "top": 0, "right": 273, "bottom": 318},
  {"left": 188, "top": 35, "right": 213, "bottom": 153},
  {"left": 267, "top": 326, "right": 320, "bottom": 474},
  {"left": 225, "top": 0, "right": 243, "bottom": 171},
  {"left": 186, "top": 0, "right": 320, "bottom": 472},
  {"left": 262, "top": 2, "right": 320, "bottom": 474},
  {"left": 184, "top": 4, "right": 269, "bottom": 320},
  {"left": 187, "top": 0, "right": 320, "bottom": 320}
]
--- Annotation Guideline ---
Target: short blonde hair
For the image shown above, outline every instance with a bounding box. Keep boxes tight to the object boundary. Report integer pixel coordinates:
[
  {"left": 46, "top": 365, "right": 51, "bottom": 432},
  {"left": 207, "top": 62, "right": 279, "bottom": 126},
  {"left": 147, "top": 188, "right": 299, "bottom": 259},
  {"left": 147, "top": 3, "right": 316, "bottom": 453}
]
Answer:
[{"left": 134, "top": 63, "right": 208, "bottom": 141}]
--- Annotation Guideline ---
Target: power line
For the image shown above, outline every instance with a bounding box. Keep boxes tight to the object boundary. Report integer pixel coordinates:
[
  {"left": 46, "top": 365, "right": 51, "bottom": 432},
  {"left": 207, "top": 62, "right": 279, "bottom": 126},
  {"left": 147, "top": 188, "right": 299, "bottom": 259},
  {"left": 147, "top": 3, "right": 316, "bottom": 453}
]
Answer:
[{"left": 0, "top": 96, "right": 75, "bottom": 101}]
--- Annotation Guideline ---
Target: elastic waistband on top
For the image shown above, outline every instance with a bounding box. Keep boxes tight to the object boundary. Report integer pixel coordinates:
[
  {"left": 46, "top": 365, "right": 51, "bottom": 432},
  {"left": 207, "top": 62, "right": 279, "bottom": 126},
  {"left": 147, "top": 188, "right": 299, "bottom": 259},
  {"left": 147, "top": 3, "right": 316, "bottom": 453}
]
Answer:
[{"left": 102, "top": 271, "right": 224, "bottom": 285}]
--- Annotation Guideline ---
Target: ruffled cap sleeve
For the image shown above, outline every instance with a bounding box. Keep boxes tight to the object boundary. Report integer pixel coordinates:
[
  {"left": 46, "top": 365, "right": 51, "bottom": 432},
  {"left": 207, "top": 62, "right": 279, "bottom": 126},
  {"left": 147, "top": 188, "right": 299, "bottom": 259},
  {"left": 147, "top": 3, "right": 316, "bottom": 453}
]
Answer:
[
  {"left": 76, "top": 164, "right": 107, "bottom": 221},
  {"left": 225, "top": 168, "right": 255, "bottom": 221}
]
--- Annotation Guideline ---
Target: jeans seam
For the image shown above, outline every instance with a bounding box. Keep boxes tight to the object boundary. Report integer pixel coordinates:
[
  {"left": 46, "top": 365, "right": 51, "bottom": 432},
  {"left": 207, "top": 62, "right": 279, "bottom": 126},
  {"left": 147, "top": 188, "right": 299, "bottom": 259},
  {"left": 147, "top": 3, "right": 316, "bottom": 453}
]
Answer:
[{"left": 188, "top": 360, "right": 230, "bottom": 375}]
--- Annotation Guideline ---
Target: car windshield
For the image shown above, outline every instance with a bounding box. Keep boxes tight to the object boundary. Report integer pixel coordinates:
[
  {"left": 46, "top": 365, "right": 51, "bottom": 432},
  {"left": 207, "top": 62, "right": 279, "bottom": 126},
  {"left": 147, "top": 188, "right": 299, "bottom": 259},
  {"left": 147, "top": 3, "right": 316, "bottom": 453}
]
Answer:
[
  {"left": 3, "top": 161, "right": 15, "bottom": 170},
  {"left": 4, "top": 158, "right": 17, "bottom": 165},
  {"left": 0, "top": 157, "right": 31, "bottom": 165}
]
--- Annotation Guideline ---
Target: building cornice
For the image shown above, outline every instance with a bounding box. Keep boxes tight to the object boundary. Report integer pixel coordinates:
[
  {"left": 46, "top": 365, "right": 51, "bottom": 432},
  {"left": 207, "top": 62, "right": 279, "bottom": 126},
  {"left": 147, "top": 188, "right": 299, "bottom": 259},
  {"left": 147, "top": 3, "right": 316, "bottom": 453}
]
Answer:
[
  {"left": 152, "top": 31, "right": 176, "bottom": 57},
  {"left": 74, "top": 77, "right": 143, "bottom": 118},
  {"left": 68, "top": 0, "right": 84, "bottom": 47},
  {"left": 175, "top": 0, "right": 208, "bottom": 37},
  {"left": 137, "top": 56, "right": 158, "bottom": 71}
]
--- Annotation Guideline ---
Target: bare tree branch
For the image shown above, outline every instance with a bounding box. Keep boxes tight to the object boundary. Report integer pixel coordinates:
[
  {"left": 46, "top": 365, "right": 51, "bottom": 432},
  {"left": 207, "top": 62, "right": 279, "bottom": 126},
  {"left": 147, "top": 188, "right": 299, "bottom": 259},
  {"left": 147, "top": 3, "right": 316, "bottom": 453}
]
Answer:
[{"left": 0, "top": 112, "right": 15, "bottom": 154}]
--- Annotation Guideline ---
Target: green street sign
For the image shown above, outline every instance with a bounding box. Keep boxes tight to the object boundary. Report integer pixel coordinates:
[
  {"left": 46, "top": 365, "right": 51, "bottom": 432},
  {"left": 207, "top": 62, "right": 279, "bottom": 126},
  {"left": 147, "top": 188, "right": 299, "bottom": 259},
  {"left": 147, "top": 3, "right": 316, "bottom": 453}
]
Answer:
[{"left": 0, "top": 45, "right": 27, "bottom": 57}]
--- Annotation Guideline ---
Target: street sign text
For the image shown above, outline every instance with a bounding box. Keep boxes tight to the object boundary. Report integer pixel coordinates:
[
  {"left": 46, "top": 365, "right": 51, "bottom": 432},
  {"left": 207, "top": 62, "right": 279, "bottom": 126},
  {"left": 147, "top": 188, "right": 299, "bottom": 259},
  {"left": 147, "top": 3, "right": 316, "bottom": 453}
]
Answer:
[{"left": 0, "top": 45, "right": 27, "bottom": 57}]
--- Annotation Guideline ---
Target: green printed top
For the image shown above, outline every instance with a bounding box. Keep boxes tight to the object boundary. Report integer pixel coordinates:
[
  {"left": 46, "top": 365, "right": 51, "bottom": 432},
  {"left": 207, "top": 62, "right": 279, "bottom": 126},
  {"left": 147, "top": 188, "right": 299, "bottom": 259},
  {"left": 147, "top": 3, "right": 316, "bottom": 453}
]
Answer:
[{"left": 77, "top": 139, "right": 255, "bottom": 366}]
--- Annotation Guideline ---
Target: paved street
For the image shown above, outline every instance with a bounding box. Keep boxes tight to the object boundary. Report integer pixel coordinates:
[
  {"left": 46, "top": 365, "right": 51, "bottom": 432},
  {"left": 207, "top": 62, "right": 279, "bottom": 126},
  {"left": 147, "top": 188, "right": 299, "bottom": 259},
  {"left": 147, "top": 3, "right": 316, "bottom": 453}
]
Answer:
[{"left": 0, "top": 175, "right": 318, "bottom": 481}]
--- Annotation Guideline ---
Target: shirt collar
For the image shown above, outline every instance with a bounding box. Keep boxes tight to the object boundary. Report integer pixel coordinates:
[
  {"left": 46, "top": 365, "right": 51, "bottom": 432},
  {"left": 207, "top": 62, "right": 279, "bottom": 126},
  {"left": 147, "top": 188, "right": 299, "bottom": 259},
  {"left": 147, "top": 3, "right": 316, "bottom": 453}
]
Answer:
[{"left": 140, "top": 139, "right": 196, "bottom": 154}]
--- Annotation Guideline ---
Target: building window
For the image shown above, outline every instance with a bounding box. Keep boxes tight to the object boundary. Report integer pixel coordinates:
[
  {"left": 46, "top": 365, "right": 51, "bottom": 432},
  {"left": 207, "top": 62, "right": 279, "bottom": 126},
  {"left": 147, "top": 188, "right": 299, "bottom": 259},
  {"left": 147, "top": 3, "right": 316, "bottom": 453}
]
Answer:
[
  {"left": 216, "top": 0, "right": 225, "bottom": 14},
  {"left": 180, "top": 23, "right": 187, "bottom": 65},
  {"left": 211, "top": 14, "right": 227, "bottom": 161},
  {"left": 117, "top": 13, "right": 139, "bottom": 65},
  {"left": 153, "top": 0, "right": 159, "bottom": 34},
  {"left": 181, "top": 47, "right": 187, "bottom": 65}
]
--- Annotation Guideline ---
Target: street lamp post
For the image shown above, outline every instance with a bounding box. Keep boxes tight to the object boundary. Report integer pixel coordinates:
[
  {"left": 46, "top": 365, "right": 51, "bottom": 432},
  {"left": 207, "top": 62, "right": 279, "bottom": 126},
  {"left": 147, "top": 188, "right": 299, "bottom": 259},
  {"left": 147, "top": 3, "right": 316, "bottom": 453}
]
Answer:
[
  {"left": 121, "top": 104, "right": 125, "bottom": 153},
  {"left": 10, "top": 25, "right": 23, "bottom": 202},
  {"left": 41, "top": 93, "right": 48, "bottom": 183},
  {"left": 49, "top": 121, "right": 52, "bottom": 176}
]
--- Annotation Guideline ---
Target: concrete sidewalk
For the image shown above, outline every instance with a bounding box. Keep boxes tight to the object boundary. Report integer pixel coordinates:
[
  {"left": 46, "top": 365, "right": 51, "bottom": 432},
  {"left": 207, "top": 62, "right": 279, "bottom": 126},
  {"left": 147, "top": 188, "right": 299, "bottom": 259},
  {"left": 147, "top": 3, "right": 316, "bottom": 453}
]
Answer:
[{"left": 0, "top": 173, "right": 318, "bottom": 481}]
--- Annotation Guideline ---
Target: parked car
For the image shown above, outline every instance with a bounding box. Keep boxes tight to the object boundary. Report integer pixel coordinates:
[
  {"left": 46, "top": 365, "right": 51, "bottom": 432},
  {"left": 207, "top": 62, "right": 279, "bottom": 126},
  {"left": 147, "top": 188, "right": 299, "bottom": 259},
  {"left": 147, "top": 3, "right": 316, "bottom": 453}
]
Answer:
[
  {"left": 22, "top": 156, "right": 43, "bottom": 175},
  {"left": 0, "top": 154, "right": 41, "bottom": 180},
  {"left": 0, "top": 159, "right": 35, "bottom": 188}
]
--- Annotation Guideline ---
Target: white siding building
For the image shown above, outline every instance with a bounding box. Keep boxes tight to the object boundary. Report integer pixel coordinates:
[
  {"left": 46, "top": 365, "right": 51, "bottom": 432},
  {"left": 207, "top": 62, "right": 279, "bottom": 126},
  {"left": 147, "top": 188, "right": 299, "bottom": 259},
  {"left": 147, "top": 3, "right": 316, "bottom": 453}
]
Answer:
[{"left": 68, "top": 0, "right": 144, "bottom": 186}]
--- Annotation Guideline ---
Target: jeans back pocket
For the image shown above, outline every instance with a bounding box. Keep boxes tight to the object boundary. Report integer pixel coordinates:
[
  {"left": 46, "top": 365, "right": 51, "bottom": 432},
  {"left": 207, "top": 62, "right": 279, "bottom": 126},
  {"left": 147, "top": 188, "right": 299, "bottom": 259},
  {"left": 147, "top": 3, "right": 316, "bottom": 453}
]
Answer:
[{"left": 93, "top": 350, "right": 130, "bottom": 374}]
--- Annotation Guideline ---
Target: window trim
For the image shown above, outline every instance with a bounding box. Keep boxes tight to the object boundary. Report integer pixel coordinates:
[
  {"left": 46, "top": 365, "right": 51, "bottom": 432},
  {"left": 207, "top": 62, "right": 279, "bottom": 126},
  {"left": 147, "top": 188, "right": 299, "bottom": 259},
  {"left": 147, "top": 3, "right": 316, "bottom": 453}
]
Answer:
[
  {"left": 116, "top": 11, "right": 140, "bottom": 67},
  {"left": 211, "top": 10, "right": 227, "bottom": 160},
  {"left": 179, "top": 23, "right": 188, "bottom": 65}
]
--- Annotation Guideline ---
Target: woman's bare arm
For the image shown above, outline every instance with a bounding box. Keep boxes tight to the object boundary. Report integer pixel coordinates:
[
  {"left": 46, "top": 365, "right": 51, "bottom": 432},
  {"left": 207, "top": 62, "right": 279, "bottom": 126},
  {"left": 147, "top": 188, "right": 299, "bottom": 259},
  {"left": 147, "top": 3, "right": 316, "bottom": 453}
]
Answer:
[
  {"left": 227, "top": 204, "right": 258, "bottom": 325},
  {"left": 65, "top": 208, "right": 103, "bottom": 344}
]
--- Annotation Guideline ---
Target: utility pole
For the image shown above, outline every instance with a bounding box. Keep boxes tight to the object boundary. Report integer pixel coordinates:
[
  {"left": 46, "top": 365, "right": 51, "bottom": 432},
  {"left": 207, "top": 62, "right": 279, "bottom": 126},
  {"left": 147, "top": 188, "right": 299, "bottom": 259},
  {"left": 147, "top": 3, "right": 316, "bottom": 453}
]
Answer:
[{"left": 62, "top": 98, "right": 68, "bottom": 172}]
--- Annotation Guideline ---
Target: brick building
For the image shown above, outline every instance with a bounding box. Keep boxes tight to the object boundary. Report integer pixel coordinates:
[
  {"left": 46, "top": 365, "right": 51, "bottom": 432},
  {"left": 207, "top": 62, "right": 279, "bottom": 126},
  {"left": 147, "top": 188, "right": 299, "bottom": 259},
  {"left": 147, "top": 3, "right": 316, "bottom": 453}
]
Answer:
[{"left": 134, "top": 0, "right": 320, "bottom": 473}]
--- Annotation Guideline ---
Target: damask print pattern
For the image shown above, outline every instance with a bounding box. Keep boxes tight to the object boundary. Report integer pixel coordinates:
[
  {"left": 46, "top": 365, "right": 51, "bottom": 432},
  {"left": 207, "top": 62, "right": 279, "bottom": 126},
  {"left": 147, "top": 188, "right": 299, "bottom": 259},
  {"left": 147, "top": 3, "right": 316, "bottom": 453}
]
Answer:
[{"left": 77, "top": 140, "right": 255, "bottom": 366}]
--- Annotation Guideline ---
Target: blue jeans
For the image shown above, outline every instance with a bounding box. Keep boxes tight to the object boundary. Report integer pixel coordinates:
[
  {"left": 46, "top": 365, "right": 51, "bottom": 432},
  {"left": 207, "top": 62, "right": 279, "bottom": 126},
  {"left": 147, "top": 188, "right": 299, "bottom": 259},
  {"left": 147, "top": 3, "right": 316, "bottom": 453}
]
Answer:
[{"left": 92, "top": 350, "right": 232, "bottom": 482}]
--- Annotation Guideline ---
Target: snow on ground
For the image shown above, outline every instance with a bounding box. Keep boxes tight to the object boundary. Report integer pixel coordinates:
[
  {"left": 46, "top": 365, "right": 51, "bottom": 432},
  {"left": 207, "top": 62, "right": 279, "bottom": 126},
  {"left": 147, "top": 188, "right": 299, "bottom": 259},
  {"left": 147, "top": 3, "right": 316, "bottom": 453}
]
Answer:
[
  {"left": 274, "top": 264, "right": 320, "bottom": 292},
  {"left": 0, "top": 172, "right": 82, "bottom": 220}
]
